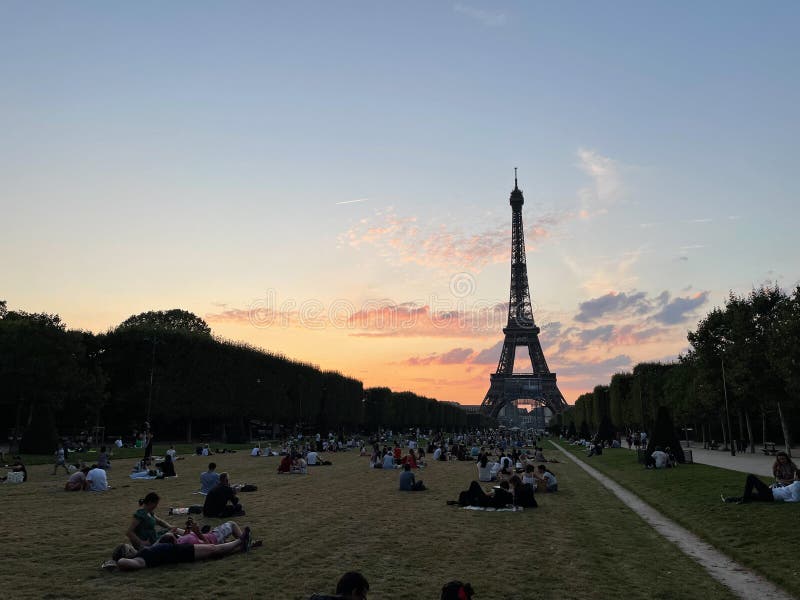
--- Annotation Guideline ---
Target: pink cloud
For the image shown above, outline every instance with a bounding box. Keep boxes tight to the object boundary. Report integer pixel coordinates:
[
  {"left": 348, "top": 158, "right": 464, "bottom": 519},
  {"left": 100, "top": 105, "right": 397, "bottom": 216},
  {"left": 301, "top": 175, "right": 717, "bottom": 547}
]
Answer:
[{"left": 340, "top": 208, "right": 564, "bottom": 271}]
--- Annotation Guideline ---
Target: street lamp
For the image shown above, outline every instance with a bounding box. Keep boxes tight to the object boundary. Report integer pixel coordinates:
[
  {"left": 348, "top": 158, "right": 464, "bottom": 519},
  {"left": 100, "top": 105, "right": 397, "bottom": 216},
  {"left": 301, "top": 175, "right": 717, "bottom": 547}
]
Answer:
[
  {"left": 145, "top": 336, "right": 158, "bottom": 430},
  {"left": 720, "top": 350, "right": 735, "bottom": 457}
]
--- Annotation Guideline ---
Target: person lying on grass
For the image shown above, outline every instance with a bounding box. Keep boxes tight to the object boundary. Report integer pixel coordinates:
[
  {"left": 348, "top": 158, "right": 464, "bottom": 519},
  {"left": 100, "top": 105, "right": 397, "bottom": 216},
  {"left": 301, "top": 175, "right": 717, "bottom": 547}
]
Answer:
[
  {"left": 105, "top": 528, "right": 253, "bottom": 571},
  {"left": 176, "top": 517, "right": 262, "bottom": 547},
  {"left": 722, "top": 473, "right": 800, "bottom": 504},
  {"left": 127, "top": 492, "right": 185, "bottom": 549},
  {"left": 452, "top": 480, "right": 514, "bottom": 508}
]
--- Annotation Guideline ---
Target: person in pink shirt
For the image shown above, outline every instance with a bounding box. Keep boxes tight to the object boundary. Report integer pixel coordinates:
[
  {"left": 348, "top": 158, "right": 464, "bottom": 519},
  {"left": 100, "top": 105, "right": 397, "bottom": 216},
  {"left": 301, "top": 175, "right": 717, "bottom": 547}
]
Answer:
[{"left": 176, "top": 518, "right": 261, "bottom": 547}]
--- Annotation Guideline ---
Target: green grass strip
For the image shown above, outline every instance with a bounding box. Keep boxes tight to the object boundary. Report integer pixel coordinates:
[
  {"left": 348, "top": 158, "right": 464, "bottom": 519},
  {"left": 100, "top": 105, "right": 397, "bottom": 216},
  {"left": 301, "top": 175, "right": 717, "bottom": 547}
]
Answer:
[{"left": 554, "top": 441, "right": 800, "bottom": 597}]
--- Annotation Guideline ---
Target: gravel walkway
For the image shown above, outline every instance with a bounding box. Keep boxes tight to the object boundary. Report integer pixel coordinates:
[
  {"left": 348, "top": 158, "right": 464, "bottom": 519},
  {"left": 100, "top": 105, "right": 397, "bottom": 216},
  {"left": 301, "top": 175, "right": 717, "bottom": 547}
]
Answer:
[{"left": 553, "top": 441, "right": 796, "bottom": 600}]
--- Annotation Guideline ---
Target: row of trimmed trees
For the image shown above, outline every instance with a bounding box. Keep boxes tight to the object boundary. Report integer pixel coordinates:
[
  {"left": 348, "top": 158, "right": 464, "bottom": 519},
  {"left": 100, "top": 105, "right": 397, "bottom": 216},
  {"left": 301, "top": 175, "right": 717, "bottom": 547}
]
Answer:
[
  {"left": 0, "top": 303, "right": 486, "bottom": 453},
  {"left": 560, "top": 285, "right": 800, "bottom": 453}
]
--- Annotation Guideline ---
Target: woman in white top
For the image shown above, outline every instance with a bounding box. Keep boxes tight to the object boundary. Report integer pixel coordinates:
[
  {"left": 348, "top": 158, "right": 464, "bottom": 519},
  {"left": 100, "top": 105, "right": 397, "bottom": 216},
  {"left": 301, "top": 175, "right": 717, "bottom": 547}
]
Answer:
[{"left": 476, "top": 454, "right": 495, "bottom": 482}]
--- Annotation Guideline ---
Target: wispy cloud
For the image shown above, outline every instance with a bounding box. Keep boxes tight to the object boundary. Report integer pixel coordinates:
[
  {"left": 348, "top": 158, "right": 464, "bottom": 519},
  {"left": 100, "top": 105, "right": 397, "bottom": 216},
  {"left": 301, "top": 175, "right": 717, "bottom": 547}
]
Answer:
[
  {"left": 207, "top": 298, "right": 508, "bottom": 338},
  {"left": 689, "top": 218, "right": 712, "bottom": 224},
  {"left": 336, "top": 198, "right": 369, "bottom": 205},
  {"left": 340, "top": 207, "right": 564, "bottom": 271},
  {"left": 577, "top": 148, "right": 621, "bottom": 216},
  {"left": 453, "top": 3, "right": 507, "bottom": 27}
]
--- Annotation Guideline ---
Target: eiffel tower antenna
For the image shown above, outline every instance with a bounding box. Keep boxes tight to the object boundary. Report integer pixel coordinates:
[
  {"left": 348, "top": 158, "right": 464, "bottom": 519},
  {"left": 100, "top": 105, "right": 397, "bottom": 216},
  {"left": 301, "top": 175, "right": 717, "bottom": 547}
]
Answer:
[{"left": 481, "top": 174, "right": 567, "bottom": 420}]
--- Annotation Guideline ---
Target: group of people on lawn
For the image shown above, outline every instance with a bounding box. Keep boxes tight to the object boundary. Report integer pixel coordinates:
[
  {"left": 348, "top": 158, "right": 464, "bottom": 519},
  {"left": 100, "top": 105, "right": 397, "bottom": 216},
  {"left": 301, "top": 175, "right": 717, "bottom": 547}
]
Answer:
[
  {"left": 376, "top": 439, "right": 559, "bottom": 508},
  {"left": 105, "top": 464, "right": 254, "bottom": 572},
  {"left": 449, "top": 448, "right": 558, "bottom": 508}
]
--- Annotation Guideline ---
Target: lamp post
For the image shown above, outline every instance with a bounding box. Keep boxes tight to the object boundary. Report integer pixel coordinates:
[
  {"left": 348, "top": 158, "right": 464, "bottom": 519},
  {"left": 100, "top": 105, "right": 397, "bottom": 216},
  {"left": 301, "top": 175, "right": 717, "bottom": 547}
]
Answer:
[
  {"left": 145, "top": 336, "right": 158, "bottom": 430},
  {"left": 721, "top": 355, "right": 735, "bottom": 457}
]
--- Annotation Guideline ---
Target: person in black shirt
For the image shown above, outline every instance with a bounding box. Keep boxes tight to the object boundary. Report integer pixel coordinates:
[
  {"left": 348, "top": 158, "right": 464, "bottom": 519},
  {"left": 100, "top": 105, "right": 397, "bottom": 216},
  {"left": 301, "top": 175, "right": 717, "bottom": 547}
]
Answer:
[
  {"left": 203, "top": 472, "right": 244, "bottom": 517},
  {"left": 508, "top": 475, "right": 537, "bottom": 508}
]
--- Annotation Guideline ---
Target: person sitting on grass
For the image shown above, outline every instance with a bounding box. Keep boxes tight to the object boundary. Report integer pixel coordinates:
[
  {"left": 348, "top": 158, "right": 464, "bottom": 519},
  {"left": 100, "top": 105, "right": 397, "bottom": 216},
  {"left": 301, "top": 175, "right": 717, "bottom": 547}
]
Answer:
[
  {"left": 87, "top": 463, "right": 109, "bottom": 491},
  {"left": 399, "top": 463, "right": 425, "bottom": 491},
  {"left": 647, "top": 446, "right": 669, "bottom": 469},
  {"left": 65, "top": 466, "right": 90, "bottom": 491},
  {"left": 278, "top": 453, "right": 293, "bottom": 473},
  {"left": 156, "top": 453, "right": 176, "bottom": 478},
  {"left": 722, "top": 473, "right": 800, "bottom": 504},
  {"left": 97, "top": 446, "right": 111, "bottom": 470},
  {"left": 535, "top": 465, "right": 558, "bottom": 492},
  {"left": 476, "top": 454, "right": 495, "bottom": 483},
  {"left": 508, "top": 474, "right": 537, "bottom": 508},
  {"left": 665, "top": 447, "right": 678, "bottom": 468},
  {"left": 441, "top": 580, "right": 475, "bottom": 600},
  {"left": 1, "top": 456, "right": 27, "bottom": 482},
  {"left": 393, "top": 444, "right": 402, "bottom": 464},
  {"left": 250, "top": 446, "right": 263, "bottom": 457},
  {"left": 432, "top": 445, "right": 443, "bottom": 461},
  {"left": 382, "top": 449, "right": 395, "bottom": 470},
  {"left": 773, "top": 452, "right": 799, "bottom": 485},
  {"left": 402, "top": 449, "right": 419, "bottom": 469},
  {"left": 293, "top": 454, "right": 308, "bottom": 474},
  {"left": 127, "top": 492, "right": 183, "bottom": 549},
  {"left": 369, "top": 447, "right": 382, "bottom": 469},
  {"left": 200, "top": 462, "right": 220, "bottom": 494},
  {"left": 105, "top": 528, "right": 253, "bottom": 571},
  {"left": 534, "top": 447, "right": 547, "bottom": 462},
  {"left": 203, "top": 473, "right": 245, "bottom": 517},
  {"left": 522, "top": 464, "right": 536, "bottom": 487}
]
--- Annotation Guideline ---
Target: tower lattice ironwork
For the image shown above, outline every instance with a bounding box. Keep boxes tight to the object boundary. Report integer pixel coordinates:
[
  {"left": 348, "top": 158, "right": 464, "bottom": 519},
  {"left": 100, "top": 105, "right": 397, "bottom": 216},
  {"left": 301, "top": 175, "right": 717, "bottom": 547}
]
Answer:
[{"left": 481, "top": 172, "right": 567, "bottom": 419}]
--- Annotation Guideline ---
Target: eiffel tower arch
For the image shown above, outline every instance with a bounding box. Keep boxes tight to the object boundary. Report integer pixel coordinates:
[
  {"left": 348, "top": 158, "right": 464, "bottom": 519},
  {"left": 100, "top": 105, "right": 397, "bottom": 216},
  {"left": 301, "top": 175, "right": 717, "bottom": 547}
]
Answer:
[{"left": 481, "top": 172, "right": 567, "bottom": 419}]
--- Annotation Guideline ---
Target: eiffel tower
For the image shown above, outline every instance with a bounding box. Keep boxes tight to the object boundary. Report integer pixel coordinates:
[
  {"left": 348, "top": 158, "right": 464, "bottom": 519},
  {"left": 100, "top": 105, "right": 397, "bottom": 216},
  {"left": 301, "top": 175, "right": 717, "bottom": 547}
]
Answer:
[{"left": 481, "top": 171, "right": 567, "bottom": 419}]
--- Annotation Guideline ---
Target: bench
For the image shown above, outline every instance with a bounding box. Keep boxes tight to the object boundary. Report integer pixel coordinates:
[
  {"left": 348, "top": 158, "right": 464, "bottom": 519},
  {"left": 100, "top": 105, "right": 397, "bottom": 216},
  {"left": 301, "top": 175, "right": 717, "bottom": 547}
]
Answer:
[{"left": 761, "top": 442, "right": 777, "bottom": 455}]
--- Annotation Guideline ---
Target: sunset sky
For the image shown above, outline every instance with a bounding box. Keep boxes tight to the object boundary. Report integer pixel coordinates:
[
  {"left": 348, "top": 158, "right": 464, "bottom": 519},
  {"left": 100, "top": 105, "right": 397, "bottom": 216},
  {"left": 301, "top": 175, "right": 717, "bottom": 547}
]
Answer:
[{"left": 2, "top": 2, "right": 798, "bottom": 404}]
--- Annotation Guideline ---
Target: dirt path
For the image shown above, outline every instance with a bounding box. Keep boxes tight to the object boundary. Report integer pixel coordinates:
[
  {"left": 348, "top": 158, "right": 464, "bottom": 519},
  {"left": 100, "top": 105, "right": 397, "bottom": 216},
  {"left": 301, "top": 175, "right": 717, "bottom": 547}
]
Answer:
[{"left": 552, "top": 441, "right": 796, "bottom": 600}]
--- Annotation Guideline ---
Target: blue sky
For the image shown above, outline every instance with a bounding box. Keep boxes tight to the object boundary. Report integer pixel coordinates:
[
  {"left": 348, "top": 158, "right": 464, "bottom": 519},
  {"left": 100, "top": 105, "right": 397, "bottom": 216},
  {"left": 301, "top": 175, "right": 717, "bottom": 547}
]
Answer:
[{"left": 2, "top": 2, "right": 798, "bottom": 402}]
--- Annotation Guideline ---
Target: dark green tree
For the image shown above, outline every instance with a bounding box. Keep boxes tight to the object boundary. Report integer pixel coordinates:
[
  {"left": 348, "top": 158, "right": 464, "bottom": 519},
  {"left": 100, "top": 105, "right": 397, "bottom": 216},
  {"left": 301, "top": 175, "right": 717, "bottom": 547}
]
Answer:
[
  {"left": 646, "top": 405, "right": 685, "bottom": 463},
  {"left": 117, "top": 309, "right": 211, "bottom": 336}
]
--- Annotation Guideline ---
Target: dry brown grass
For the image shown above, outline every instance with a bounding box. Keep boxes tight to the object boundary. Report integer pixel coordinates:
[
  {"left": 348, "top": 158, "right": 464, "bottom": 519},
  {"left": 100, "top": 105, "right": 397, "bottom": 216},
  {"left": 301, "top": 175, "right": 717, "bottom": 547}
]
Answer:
[{"left": 4, "top": 446, "right": 733, "bottom": 599}]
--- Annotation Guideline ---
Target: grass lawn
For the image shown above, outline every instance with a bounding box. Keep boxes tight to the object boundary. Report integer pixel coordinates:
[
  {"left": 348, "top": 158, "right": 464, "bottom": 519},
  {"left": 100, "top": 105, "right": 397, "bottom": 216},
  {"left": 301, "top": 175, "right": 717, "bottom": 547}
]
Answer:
[
  {"left": 3, "top": 445, "right": 736, "bottom": 599},
  {"left": 555, "top": 441, "right": 800, "bottom": 598}
]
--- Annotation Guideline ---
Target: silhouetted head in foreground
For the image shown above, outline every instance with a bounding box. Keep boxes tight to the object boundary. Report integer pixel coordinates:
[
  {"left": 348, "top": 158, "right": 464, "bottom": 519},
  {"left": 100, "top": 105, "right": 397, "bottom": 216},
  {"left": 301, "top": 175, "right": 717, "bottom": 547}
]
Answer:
[
  {"left": 336, "top": 571, "right": 369, "bottom": 599},
  {"left": 441, "top": 580, "right": 475, "bottom": 600}
]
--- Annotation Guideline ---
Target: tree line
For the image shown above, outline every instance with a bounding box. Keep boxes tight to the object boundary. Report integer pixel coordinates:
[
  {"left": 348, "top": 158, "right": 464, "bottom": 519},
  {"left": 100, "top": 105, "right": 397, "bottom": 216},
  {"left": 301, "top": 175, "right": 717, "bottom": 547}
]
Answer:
[
  {"left": 0, "top": 303, "right": 486, "bottom": 453},
  {"left": 560, "top": 285, "right": 800, "bottom": 453}
]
